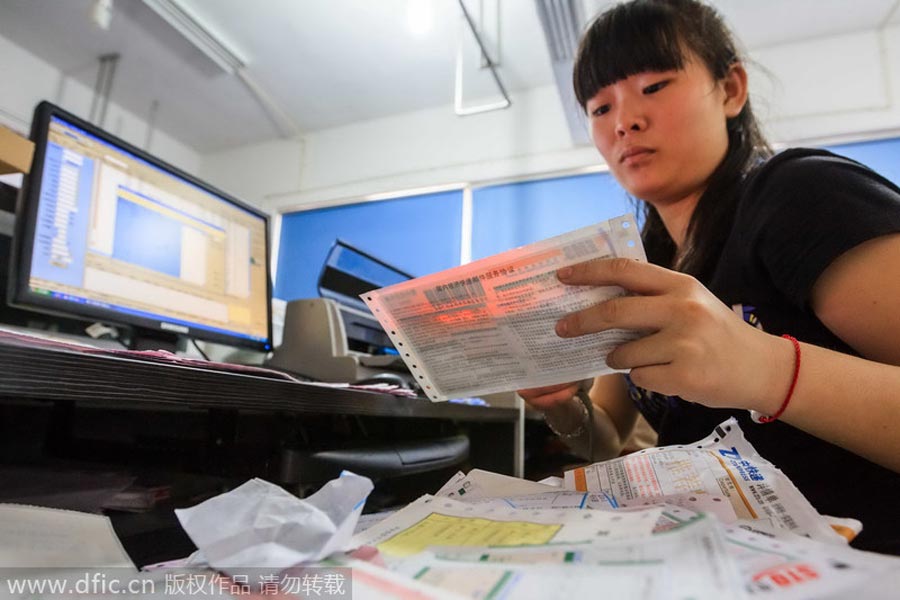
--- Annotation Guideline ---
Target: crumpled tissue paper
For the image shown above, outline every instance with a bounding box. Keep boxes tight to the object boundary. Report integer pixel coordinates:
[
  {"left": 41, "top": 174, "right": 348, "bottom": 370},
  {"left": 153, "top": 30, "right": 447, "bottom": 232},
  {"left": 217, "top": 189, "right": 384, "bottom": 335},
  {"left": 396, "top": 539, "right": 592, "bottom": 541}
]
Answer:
[{"left": 175, "top": 472, "right": 373, "bottom": 575}]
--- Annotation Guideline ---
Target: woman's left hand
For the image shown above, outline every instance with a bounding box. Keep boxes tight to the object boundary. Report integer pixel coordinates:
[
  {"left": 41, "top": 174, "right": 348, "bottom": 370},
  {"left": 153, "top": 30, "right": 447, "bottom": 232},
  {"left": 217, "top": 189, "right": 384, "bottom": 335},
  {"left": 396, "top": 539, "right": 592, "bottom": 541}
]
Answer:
[{"left": 555, "top": 258, "right": 793, "bottom": 414}]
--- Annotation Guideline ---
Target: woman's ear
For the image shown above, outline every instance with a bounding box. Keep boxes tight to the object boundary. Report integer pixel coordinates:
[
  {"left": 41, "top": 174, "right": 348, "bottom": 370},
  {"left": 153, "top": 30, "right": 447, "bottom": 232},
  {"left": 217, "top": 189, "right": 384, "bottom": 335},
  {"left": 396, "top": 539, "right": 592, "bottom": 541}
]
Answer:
[{"left": 722, "top": 62, "right": 749, "bottom": 118}]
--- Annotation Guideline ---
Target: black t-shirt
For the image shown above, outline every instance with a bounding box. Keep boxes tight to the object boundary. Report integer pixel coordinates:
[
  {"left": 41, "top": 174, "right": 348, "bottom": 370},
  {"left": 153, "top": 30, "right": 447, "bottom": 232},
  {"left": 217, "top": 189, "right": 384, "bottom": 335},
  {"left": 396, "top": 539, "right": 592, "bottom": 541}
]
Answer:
[{"left": 627, "top": 148, "right": 900, "bottom": 554}]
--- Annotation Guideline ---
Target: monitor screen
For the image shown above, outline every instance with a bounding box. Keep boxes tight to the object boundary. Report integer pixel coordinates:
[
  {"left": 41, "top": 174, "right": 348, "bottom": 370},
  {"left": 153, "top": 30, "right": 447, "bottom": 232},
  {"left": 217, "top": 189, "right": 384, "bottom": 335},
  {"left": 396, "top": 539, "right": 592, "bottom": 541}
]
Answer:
[
  {"left": 317, "top": 239, "right": 413, "bottom": 311},
  {"left": 9, "top": 102, "right": 272, "bottom": 351}
]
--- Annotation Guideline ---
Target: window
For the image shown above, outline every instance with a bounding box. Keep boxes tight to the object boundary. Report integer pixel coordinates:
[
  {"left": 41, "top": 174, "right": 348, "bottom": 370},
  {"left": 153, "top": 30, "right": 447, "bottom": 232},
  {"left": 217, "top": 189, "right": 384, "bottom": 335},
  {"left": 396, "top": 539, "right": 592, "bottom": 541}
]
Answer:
[
  {"left": 471, "top": 172, "right": 633, "bottom": 260},
  {"left": 825, "top": 137, "right": 900, "bottom": 187},
  {"left": 274, "top": 189, "right": 462, "bottom": 301}
]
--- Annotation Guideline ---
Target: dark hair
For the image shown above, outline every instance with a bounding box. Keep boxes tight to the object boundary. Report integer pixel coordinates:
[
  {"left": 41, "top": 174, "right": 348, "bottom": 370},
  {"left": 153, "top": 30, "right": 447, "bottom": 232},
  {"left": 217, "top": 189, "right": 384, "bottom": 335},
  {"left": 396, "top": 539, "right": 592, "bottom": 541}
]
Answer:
[{"left": 573, "top": 0, "right": 772, "bottom": 279}]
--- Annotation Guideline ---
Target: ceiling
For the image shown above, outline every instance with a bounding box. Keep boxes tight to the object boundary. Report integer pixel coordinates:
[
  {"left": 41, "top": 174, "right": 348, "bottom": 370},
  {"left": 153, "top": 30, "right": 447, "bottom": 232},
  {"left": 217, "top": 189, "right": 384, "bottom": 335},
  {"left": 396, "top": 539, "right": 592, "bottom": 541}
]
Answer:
[{"left": 1, "top": 0, "right": 898, "bottom": 154}]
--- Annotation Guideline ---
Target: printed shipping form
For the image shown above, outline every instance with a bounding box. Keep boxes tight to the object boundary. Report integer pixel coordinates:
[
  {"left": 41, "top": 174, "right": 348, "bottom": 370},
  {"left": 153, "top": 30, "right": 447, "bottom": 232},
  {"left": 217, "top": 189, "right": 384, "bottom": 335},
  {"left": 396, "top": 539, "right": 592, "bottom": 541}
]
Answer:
[{"left": 362, "top": 215, "right": 645, "bottom": 401}]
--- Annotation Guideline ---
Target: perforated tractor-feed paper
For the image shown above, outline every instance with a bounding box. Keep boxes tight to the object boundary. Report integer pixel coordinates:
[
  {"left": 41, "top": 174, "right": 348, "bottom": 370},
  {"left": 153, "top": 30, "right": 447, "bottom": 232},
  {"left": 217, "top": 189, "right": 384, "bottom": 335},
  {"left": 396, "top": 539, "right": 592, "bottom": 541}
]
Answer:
[{"left": 362, "top": 215, "right": 646, "bottom": 401}]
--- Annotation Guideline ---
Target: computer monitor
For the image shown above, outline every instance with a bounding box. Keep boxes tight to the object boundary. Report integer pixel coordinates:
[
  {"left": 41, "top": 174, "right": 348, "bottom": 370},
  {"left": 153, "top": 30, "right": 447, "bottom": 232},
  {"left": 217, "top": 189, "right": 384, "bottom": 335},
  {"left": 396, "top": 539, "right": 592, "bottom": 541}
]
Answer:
[
  {"left": 317, "top": 239, "right": 413, "bottom": 313},
  {"left": 8, "top": 101, "right": 273, "bottom": 351}
]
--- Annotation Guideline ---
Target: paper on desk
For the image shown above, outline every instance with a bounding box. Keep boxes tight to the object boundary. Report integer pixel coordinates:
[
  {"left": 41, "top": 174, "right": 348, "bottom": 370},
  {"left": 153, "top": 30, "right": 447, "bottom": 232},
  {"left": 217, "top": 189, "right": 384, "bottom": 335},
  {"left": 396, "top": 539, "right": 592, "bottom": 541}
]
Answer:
[
  {"left": 434, "top": 468, "right": 616, "bottom": 510},
  {"left": 362, "top": 215, "right": 646, "bottom": 401},
  {"left": 398, "top": 554, "right": 665, "bottom": 599},
  {"left": 465, "top": 490, "right": 620, "bottom": 511},
  {"left": 0, "top": 503, "right": 134, "bottom": 568},
  {"left": 720, "top": 522, "right": 900, "bottom": 599},
  {"left": 352, "top": 494, "right": 662, "bottom": 558},
  {"left": 175, "top": 473, "right": 373, "bottom": 574},
  {"left": 564, "top": 418, "right": 844, "bottom": 544},
  {"left": 287, "top": 557, "right": 467, "bottom": 600},
  {"left": 349, "top": 467, "right": 900, "bottom": 599},
  {"left": 433, "top": 468, "right": 558, "bottom": 500},
  {"left": 393, "top": 514, "right": 744, "bottom": 600}
]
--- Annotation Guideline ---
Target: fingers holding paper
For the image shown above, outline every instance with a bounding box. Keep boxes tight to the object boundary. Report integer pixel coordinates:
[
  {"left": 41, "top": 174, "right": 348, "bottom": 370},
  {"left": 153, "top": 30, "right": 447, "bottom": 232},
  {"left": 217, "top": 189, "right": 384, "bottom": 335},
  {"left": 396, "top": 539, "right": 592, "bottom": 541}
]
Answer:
[
  {"left": 555, "top": 258, "right": 789, "bottom": 413},
  {"left": 555, "top": 258, "right": 717, "bottom": 340}
]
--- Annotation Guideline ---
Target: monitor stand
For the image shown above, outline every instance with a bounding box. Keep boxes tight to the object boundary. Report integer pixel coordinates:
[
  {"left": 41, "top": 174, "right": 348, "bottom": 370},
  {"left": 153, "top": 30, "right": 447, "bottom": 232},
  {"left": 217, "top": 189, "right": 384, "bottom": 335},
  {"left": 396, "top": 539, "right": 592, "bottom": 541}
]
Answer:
[{"left": 126, "top": 327, "right": 180, "bottom": 353}]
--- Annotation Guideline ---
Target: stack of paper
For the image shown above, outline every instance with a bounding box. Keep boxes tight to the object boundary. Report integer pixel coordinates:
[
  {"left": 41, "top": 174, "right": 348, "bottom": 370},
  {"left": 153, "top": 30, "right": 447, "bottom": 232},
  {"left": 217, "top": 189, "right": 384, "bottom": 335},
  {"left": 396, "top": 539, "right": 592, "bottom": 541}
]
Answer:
[{"left": 345, "top": 419, "right": 900, "bottom": 599}]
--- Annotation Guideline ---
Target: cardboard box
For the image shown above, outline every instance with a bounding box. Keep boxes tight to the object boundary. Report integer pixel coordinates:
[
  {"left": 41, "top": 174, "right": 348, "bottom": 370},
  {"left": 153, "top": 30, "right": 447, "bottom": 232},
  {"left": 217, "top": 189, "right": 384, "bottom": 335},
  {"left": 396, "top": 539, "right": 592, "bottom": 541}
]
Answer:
[{"left": 0, "top": 125, "right": 34, "bottom": 175}]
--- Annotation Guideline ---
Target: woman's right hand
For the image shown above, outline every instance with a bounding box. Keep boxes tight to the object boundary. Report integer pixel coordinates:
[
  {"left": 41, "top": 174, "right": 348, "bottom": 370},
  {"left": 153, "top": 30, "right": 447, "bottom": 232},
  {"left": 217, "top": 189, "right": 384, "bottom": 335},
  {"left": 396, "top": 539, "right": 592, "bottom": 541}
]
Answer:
[{"left": 518, "top": 382, "right": 582, "bottom": 412}]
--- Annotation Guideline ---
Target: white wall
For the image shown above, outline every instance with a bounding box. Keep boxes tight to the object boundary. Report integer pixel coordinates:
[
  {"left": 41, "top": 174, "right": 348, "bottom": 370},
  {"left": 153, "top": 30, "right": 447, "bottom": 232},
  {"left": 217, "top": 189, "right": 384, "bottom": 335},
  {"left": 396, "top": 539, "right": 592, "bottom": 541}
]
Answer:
[
  {"left": 265, "top": 84, "right": 599, "bottom": 214},
  {"left": 750, "top": 27, "right": 900, "bottom": 145},
  {"left": 0, "top": 34, "right": 200, "bottom": 175},
  {"left": 197, "top": 138, "right": 304, "bottom": 209},
  {"left": 233, "top": 25, "right": 900, "bottom": 217},
  {"left": 196, "top": 84, "right": 600, "bottom": 215}
]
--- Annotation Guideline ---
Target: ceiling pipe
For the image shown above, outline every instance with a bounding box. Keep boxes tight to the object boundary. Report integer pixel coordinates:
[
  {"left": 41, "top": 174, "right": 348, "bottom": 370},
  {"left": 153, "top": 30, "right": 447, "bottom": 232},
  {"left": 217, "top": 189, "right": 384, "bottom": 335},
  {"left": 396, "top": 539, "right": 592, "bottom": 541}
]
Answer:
[
  {"left": 90, "top": 53, "right": 120, "bottom": 128},
  {"left": 455, "top": 0, "right": 512, "bottom": 116},
  {"left": 144, "top": 99, "right": 159, "bottom": 150}
]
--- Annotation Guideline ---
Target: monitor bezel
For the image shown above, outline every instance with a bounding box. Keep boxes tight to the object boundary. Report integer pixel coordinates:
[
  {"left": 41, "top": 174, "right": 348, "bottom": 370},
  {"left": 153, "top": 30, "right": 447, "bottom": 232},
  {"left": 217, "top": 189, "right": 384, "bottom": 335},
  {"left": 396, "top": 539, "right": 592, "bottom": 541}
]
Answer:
[{"left": 8, "top": 101, "right": 274, "bottom": 352}]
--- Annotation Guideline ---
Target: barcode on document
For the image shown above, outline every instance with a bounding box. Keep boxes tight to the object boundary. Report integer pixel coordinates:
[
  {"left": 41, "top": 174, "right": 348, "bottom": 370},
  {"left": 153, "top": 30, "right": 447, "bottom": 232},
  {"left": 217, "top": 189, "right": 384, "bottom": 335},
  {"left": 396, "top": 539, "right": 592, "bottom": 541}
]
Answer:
[
  {"left": 381, "top": 288, "right": 417, "bottom": 310},
  {"left": 563, "top": 238, "right": 606, "bottom": 261},
  {"left": 424, "top": 277, "right": 486, "bottom": 307}
]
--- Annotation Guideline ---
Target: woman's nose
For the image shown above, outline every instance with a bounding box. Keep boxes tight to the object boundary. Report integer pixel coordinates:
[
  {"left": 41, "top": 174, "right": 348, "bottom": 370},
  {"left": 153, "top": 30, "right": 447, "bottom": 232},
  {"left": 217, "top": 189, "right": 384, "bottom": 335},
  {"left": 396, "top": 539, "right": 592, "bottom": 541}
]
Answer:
[{"left": 615, "top": 112, "right": 647, "bottom": 137}]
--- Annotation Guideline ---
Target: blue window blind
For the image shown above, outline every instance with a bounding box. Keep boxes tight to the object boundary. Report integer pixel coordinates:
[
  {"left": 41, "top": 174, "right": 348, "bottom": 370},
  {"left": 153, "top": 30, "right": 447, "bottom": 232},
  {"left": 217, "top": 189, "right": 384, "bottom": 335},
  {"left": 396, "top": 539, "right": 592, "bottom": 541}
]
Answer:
[
  {"left": 825, "top": 137, "right": 900, "bottom": 187},
  {"left": 470, "top": 172, "right": 634, "bottom": 260},
  {"left": 274, "top": 189, "right": 463, "bottom": 301}
]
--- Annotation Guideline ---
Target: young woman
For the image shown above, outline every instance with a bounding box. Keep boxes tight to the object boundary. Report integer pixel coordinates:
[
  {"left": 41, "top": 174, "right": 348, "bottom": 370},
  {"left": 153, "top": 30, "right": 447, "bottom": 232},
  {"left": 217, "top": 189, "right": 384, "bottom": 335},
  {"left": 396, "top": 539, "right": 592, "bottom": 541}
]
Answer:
[{"left": 520, "top": 0, "right": 900, "bottom": 554}]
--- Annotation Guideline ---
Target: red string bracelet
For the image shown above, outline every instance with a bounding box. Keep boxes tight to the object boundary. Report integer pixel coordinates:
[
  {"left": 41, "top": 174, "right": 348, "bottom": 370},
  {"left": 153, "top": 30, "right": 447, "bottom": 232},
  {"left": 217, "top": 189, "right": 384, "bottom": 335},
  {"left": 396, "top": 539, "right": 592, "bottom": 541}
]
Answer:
[{"left": 756, "top": 334, "right": 801, "bottom": 424}]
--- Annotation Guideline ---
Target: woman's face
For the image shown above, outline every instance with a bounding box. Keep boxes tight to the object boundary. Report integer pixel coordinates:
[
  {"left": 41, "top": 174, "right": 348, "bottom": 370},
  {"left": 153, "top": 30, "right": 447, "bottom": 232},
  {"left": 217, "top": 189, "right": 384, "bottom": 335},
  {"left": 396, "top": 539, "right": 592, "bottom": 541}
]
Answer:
[{"left": 585, "top": 53, "right": 743, "bottom": 208}]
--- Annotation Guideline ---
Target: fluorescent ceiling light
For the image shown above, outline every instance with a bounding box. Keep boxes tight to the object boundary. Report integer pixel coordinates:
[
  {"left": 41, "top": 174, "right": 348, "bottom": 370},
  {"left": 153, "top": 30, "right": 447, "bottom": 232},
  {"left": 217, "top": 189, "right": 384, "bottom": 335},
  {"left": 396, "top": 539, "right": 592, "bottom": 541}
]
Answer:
[
  {"left": 141, "top": 0, "right": 299, "bottom": 138},
  {"left": 141, "top": 0, "right": 245, "bottom": 74}
]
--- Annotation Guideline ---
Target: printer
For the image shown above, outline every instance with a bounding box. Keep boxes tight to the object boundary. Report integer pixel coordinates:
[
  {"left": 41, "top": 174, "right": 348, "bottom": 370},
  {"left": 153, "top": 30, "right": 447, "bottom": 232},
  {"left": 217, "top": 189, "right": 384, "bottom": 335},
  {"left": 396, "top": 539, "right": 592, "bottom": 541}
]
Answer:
[
  {"left": 268, "top": 240, "right": 414, "bottom": 384},
  {"left": 269, "top": 241, "right": 472, "bottom": 502}
]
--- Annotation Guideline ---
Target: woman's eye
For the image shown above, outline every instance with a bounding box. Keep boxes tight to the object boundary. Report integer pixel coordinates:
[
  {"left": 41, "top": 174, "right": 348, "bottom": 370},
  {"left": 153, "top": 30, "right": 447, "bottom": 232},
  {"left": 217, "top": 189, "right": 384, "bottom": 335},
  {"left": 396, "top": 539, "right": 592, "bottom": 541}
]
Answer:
[
  {"left": 592, "top": 104, "right": 610, "bottom": 117},
  {"left": 643, "top": 81, "right": 668, "bottom": 94}
]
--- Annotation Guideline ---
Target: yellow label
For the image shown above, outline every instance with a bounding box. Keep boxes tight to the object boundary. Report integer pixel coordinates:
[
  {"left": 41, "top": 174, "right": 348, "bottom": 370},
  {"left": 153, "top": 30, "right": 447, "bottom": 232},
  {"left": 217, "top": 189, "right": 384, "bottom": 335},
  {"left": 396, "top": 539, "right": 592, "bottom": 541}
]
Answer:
[{"left": 378, "top": 513, "right": 561, "bottom": 557}]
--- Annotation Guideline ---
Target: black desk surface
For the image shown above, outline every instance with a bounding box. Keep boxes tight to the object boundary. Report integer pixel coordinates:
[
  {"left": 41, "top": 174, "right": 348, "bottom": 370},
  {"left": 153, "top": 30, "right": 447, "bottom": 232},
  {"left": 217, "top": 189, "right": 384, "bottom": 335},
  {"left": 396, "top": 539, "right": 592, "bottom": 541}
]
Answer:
[
  {"left": 0, "top": 334, "right": 518, "bottom": 421},
  {"left": 0, "top": 331, "right": 522, "bottom": 566}
]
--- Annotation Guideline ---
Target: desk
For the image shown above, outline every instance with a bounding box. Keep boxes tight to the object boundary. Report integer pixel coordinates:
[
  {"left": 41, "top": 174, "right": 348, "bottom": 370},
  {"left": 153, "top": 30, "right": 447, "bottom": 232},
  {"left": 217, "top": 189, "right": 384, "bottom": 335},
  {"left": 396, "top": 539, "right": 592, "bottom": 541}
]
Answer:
[
  {"left": 0, "top": 334, "right": 522, "bottom": 564},
  {"left": 0, "top": 337, "right": 518, "bottom": 421}
]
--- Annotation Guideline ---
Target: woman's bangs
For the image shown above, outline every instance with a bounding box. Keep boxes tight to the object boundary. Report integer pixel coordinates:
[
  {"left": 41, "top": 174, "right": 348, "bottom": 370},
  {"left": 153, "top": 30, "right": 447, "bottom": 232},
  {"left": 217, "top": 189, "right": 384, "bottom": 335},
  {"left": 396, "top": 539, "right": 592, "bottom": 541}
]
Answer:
[{"left": 575, "top": 7, "right": 685, "bottom": 105}]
